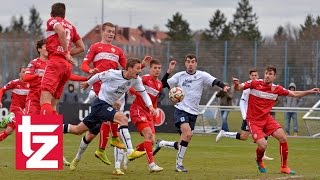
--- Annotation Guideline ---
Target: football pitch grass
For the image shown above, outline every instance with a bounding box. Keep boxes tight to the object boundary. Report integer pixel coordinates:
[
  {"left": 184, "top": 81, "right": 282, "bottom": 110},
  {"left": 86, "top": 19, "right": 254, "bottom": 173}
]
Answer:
[{"left": 0, "top": 132, "right": 319, "bottom": 180}]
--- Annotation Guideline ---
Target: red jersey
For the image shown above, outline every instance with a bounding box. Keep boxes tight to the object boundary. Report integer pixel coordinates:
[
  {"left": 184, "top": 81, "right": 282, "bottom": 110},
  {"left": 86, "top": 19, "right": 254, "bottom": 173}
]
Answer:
[
  {"left": 81, "top": 42, "right": 126, "bottom": 94},
  {"left": 46, "top": 17, "right": 81, "bottom": 59},
  {"left": 25, "top": 58, "right": 47, "bottom": 100},
  {"left": 243, "top": 79, "right": 289, "bottom": 120},
  {"left": 0, "top": 79, "right": 29, "bottom": 112},
  {"left": 131, "top": 74, "right": 163, "bottom": 112}
]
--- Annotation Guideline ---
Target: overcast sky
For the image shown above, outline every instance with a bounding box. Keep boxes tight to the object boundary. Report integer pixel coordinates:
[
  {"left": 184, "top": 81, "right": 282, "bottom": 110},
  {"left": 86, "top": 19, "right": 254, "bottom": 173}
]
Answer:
[{"left": 0, "top": 0, "right": 319, "bottom": 37}]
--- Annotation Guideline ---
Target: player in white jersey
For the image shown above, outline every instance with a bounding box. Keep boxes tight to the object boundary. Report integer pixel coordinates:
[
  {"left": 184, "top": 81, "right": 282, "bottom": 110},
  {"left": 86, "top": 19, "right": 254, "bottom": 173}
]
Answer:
[
  {"left": 215, "top": 69, "right": 274, "bottom": 160},
  {"left": 153, "top": 54, "right": 229, "bottom": 172},
  {"left": 64, "top": 58, "right": 157, "bottom": 170}
]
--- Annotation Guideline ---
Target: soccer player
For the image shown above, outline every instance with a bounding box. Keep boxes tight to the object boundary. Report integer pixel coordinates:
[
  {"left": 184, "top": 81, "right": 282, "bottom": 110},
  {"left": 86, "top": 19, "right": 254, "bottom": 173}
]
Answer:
[
  {"left": 64, "top": 58, "right": 156, "bottom": 170},
  {"left": 153, "top": 54, "right": 229, "bottom": 172},
  {"left": 0, "top": 68, "right": 29, "bottom": 142},
  {"left": 215, "top": 69, "right": 274, "bottom": 161},
  {"left": 128, "top": 60, "right": 176, "bottom": 173},
  {"left": 233, "top": 65, "right": 320, "bottom": 174},
  {"left": 80, "top": 22, "right": 127, "bottom": 164},
  {"left": 40, "top": 2, "right": 84, "bottom": 115}
]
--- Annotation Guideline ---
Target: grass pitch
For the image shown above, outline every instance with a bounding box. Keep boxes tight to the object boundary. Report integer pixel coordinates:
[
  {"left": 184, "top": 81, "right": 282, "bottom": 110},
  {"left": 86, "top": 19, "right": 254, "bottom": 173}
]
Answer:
[{"left": 0, "top": 132, "right": 319, "bottom": 180}]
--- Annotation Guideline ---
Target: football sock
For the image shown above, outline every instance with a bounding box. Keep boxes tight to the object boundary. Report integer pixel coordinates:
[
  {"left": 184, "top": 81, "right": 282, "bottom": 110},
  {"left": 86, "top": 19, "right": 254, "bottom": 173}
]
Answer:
[
  {"left": 256, "top": 147, "right": 265, "bottom": 162},
  {"left": 76, "top": 136, "right": 91, "bottom": 160},
  {"left": 119, "top": 126, "right": 133, "bottom": 154},
  {"left": 159, "top": 140, "right": 179, "bottom": 150},
  {"left": 224, "top": 131, "right": 238, "bottom": 139},
  {"left": 236, "top": 132, "right": 241, "bottom": 140},
  {"left": 111, "top": 123, "right": 119, "bottom": 138},
  {"left": 0, "top": 131, "right": 8, "bottom": 141},
  {"left": 280, "top": 142, "right": 288, "bottom": 167},
  {"left": 63, "top": 124, "right": 70, "bottom": 133},
  {"left": 176, "top": 140, "right": 188, "bottom": 166},
  {"left": 114, "top": 147, "right": 124, "bottom": 169},
  {"left": 144, "top": 141, "right": 154, "bottom": 164},
  {"left": 136, "top": 142, "right": 145, "bottom": 151},
  {"left": 99, "top": 122, "right": 110, "bottom": 150}
]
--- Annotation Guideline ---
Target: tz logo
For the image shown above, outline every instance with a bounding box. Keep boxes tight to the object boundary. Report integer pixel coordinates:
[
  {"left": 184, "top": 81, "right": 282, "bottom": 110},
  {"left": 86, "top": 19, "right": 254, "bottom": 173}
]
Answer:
[{"left": 16, "top": 115, "right": 63, "bottom": 170}]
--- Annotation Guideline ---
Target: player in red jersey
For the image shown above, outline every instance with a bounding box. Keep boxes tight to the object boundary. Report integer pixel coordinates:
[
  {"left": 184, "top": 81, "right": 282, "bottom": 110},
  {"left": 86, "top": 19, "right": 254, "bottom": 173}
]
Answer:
[
  {"left": 233, "top": 65, "right": 320, "bottom": 175},
  {"left": 128, "top": 60, "right": 176, "bottom": 173},
  {"left": 40, "top": 2, "right": 84, "bottom": 115},
  {"left": 0, "top": 68, "right": 29, "bottom": 142}
]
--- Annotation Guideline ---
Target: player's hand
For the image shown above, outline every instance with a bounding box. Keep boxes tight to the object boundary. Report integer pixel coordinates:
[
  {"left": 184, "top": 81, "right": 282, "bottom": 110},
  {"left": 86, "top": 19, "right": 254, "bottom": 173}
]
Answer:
[
  {"left": 223, "top": 85, "right": 230, "bottom": 92},
  {"left": 89, "top": 68, "right": 99, "bottom": 74},
  {"left": 65, "top": 53, "right": 76, "bottom": 65},
  {"left": 310, "top": 88, "right": 320, "bottom": 93},
  {"left": 232, "top": 77, "right": 239, "bottom": 85},
  {"left": 167, "top": 60, "right": 177, "bottom": 74},
  {"left": 81, "top": 82, "right": 89, "bottom": 89},
  {"left": 142, "top": 56, "right": 152, "bottom": 67},
  {"left": 148, "top": 106, "right": 157, "bottom": 116},
  {"left": 113, "top": 100, "right": 121, "bottom": 111}
]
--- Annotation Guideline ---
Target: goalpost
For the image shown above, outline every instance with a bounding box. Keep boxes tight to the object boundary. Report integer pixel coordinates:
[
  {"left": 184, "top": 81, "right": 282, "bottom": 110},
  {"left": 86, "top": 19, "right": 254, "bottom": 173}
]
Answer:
[{"left": 302, "top": 99, "right": 320, "bottom": 137}]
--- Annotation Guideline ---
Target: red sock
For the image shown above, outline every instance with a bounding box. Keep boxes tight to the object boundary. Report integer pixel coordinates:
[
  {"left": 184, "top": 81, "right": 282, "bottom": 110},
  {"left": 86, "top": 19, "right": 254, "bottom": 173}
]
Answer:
[
  {"left": 144, "top": 141, "right": 154, "bottom": 164},
  {"left": 99, "top": 122, "right": 110, "bottom": 150},
  {"left": 280, "top": 142, "right": 288, "bottom": 167},
  {"left": 136, "top": 142, "right": 145, "bottom": 151},
  {"left": 110, "top": 123, "right": 118, "bottom": 137},
  {"left": 256, "top": 147, "right": 265, "bottom": 162},
  {"left": 41, "top": 103, "right": 53, "bottom": 115},
  {"left": 0, "top": 131, "right": 8, "bottom": 142}
]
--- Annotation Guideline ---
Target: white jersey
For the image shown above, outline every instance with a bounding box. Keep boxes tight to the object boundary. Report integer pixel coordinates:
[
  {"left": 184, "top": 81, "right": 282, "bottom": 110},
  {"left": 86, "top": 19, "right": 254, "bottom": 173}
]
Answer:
[
  {"left": 167, "top": 70, "right": 216, "bottom": 115},
  {"left": 239, "top": 88, "right": 250, "bottom": 120},
  {"left": 87, "top": 69, "right": 152, "bottom": 107}
]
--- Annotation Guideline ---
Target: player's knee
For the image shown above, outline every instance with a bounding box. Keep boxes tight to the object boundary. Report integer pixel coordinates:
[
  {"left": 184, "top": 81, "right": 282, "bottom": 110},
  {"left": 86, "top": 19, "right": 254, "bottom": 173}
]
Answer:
[
  {"left": 241, "top": 133, "right": 249, "bottom": 140},
  {"left": 144, "top": 132, "right": 153, "bottom": 141},
  {"left": 86, "top": 132, "right": 96, "bottom": 141}
]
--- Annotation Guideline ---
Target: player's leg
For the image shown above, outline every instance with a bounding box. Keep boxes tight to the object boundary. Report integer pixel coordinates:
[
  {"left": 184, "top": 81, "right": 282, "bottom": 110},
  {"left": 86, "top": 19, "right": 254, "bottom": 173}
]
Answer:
[
  {"left": 95, "top": 122, "right": 113, "bottom": 164},
  {"left": 216, "top": 120, "right": 250, "bottom": 142},
  {"left": 272, "top": 127, "right": 296, "bottom": 175},
  {"left": 113, "top": 147, "right": 125, "bottom": 175},
  {"left": 110, "top": 94, "right": 125, "bottom": 149},
  {"left": 0, "top": 122, "right": 15, "bottom": 142},
  {"left": 249, "top": 121, "right": 267, "bottom": 173},
  {"left": 292, "top": 112, "right": 298, "bottom": 136},
  {"left": 262, "top": 136, "right": 274, "bottom": 161}
]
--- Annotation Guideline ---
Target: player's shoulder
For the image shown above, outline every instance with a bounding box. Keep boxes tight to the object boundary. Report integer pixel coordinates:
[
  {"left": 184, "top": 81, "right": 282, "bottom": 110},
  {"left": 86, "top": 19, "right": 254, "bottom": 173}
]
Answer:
[
  {"left": 196, "top": 70, "right": 213, "bottom": 77},
  {"left": 90, "top": 42, "right": 102, "bottom": 48}
]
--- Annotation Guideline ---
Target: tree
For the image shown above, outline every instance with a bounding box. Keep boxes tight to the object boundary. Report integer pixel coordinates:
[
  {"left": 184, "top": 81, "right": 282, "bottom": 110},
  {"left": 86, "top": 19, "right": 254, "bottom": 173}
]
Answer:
[
  {"left": 166, "top": 12, "right": 192, "bottom": 41},
  {"left": 10, "top": 15, "right": 26, "bottom": 33},
  {"left": 219, "top": 24, "right": 234, "bottom": 41},
  {"left": 0, "top": 25, "right": 2, "bottom": 33},
  {"left": 28, "top": 5, "right": 43, "bottom": 37},
  {"left": 202, "top": 10, "right": 227, "bottom": 41},
  {"left": 299, "top": 14, "right": 320, "bottom": 40},
  {"left": 231, "top": 0, "right": 262, "bottom": 41},
  {"left": 274, "top": 25, "right": 287, "bottom": 42}
]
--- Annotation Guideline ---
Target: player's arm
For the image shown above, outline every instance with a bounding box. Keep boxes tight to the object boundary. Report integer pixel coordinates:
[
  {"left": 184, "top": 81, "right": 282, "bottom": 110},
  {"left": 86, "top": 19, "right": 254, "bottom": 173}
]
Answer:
[
  {"left": 54, "top": 24, "right": 68, "bottom": 54},
  {"left": 69, "top": 73, "right": 88, "bottom": 81},
  {"left": 162, "top": 61, "right": 177, "bottom": 89},
  {"left": 81, "top": 46, "right": 99, "bottom": 74},
  {"left": 118, "top": 50, "right": 127, "bottom": 69},
  {"left": 70, "top": 39, "right": 85, "bottom": 56},
  {"left": 141, "top": 55, "right": 152, "bottom": 69},
  {"left": 134, "top": 77, "right": 156, "bottom": 115},
  {"left": 233, "top": 77, "right": 244, "bottom": 91},
  {"left": 288, "top": 88, "right": 320, "bottom": 97}
]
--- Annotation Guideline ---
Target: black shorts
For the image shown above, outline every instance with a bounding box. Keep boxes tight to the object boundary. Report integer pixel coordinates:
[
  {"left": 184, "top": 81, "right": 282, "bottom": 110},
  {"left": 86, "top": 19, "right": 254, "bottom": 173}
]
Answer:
[
  {"left": 174, "top": 108, "right": 198, "bottom": 134},
  {"left": 83, "top": 98, "right": 116, "bottom": 134},
  {"left": 241, "top": 119, "right": 249, "bottom": 131}
]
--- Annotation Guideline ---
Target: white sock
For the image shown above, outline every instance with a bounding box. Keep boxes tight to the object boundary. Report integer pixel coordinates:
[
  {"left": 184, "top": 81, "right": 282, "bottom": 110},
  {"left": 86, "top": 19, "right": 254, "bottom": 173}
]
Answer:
[
  {"left": 176, "top": 144, "right": 187, "bottom": 166},
  {"left": 114, "top": 147, "right": 124, "bottom": 169},
  {"left": 119, "top": 126, "right": 133, "bottom": 154},
  {"left": 76, "top": 136, "right": 90, "bottom": 160},
  {"left": 224, "top": 131, "right": 238, "bottom": 139},
  {"left": 159, "top": 140, "right": 176, "bottom": 148},
  {"left": 148, "top": 162, "right": 156, "bottom": 168}
]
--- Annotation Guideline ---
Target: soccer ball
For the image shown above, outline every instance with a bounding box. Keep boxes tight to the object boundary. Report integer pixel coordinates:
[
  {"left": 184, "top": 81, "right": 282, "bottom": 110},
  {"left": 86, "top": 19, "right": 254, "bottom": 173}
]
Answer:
[{"left": 169, "top": 87, "right": 184, "bottom": 103}]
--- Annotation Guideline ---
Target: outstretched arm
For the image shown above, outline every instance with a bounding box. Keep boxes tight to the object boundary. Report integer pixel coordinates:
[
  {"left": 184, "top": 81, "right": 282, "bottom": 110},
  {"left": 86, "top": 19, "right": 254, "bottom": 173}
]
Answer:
[
  {"left": 161, "top": 60, "right": 176, "bottom": 89},
  {"left": 288, "top": 88, "right": 320, "bottom": 97},
  {"left": 233, "top": 77, "right": 244, "bottom": 91}
]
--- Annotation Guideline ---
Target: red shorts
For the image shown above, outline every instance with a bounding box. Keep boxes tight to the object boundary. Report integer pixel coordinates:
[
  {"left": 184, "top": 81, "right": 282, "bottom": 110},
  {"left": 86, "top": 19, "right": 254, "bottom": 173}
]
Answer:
[
  {"left": 247, "top": 114, "right": 282, "bottom": 142},
  {"left": 24, "top": 99, "right": 40, "bottom": 115},
  {"left": 130, "top": 106, "right": 155, "bottom": 134},
  {"left": 41, "top": 57, "right": 72, "bottom": 99}
]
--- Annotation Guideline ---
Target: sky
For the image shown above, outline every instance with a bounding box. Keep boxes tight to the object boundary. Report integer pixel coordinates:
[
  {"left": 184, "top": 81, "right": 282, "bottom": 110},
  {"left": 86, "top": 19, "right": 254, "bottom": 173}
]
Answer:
[{"left": 0, "top": 0, "right": 319, "bottom": 37}]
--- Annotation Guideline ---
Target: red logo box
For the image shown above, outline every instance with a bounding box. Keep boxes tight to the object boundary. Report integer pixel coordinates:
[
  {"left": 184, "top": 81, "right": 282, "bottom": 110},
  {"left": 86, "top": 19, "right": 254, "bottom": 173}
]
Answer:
[{"left": 15, "top": 115, "right": 63, "bottom": 170}]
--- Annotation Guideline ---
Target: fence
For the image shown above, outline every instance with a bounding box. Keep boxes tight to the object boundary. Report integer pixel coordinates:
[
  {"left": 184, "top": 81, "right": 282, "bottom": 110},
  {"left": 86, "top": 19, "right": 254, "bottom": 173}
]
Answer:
[{"left": 1, "top": 39, "right": 320, "bottom": 105}]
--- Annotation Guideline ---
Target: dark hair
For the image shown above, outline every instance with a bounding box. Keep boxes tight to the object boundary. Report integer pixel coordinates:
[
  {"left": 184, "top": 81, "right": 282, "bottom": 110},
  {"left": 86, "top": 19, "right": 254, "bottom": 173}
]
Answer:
[
  {"left": 36, "top": 39, "right": 46, "bottom": 55},
  {"left": 126, "top": 58, "right": 141, "bottom": 70},
  {"left": 68, "top": 84, "right": 74, "bottom": 88},
  {"left": 102, "top": 22, "right": 115, "bottom": 31},
  {"left": 185, "top": 54, "right": 197, "bottom": 62},
  {"left": 50, "top": 3, "right": 66, "bottom": 18},
  {"left": 265, "top": 65, "right": 277, "bottom": 75},
  {"left": 150, "top": 59, "right": 161, "bottom": 67},
  {"left": 249, "top": 68, "right": 258, "bottom": 75}
]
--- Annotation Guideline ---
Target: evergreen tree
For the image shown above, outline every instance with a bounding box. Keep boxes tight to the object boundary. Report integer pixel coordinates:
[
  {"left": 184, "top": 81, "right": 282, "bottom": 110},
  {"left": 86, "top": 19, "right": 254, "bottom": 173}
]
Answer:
[
  {"left": 0, "top": 25, "right": 3, "bottom": 33},
  {"left": 231, "top": 0, "right": 262, "bottom": 41},
  {"left": 202, "top": 10, "right": 227, "bottom": 41},
  {"left": 10, "top": 15, "right": 26, "bottom": 33},
  {"left": 166, "top": 12, "right": 192, "bottom": 41},
  {"left": 28, "top": 5, "right": 43, "bottom": 37},
  {"left": 273, "top": 25, "right": 287, "bottom": 42}
]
